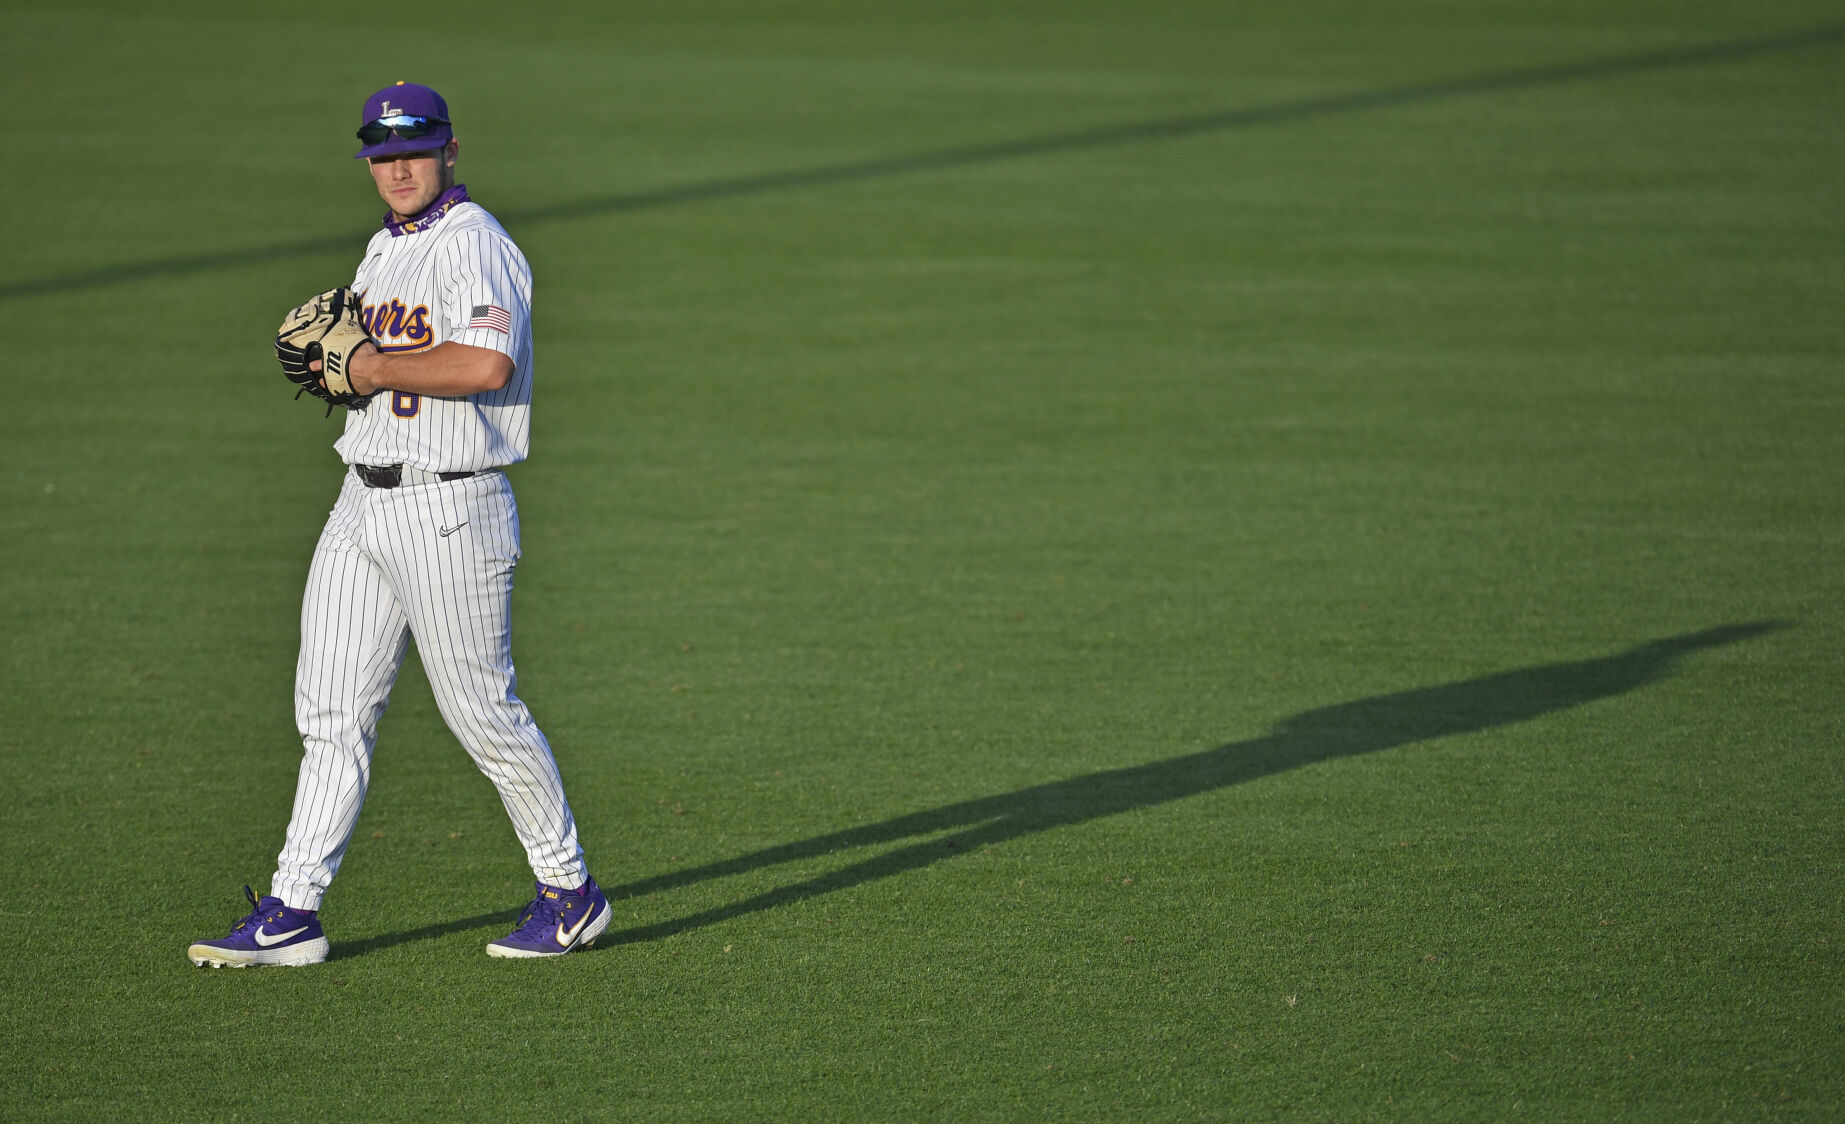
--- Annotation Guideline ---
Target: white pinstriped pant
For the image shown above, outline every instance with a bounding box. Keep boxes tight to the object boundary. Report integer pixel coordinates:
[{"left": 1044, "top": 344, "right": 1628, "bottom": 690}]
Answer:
[{"left": 271, "top": 468, "right": 584, "bottom": 911}]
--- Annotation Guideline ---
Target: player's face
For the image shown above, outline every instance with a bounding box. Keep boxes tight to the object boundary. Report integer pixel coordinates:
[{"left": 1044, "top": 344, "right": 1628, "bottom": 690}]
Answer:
[{"left": 368, "top": 140, "right": 458, "bottom": 221}]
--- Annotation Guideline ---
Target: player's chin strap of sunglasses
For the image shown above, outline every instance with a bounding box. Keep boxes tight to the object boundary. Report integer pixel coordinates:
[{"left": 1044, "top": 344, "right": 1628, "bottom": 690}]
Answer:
[{"left": 356, "top": 114, "right": 450, "bottom": 145}]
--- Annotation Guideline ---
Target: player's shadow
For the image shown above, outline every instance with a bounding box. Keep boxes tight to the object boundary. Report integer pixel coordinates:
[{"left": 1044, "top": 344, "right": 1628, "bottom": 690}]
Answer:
[
  {"left": 333, "top": 912, "right": 509, "bottom": 960},
  {"left": 597, "top": 622, "right": 1780, "bottom": 945}
]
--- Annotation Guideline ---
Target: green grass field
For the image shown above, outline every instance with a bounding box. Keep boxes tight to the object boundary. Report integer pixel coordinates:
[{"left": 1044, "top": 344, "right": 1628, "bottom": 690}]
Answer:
[{"left": 2, "top": 1, "right": 1841, "bottom": 1118}]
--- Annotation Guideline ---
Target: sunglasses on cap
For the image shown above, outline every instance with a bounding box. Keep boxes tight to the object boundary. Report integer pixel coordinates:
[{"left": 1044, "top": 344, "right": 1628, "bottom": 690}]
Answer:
[{"left": 356, "top": 114, "right": 451, "bottom": 146}]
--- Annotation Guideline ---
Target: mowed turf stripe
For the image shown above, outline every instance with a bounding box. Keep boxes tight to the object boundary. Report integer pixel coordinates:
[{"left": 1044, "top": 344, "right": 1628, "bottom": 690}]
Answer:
[{"left": 4, "top": 19, "right": 1842, "bottom": 302}]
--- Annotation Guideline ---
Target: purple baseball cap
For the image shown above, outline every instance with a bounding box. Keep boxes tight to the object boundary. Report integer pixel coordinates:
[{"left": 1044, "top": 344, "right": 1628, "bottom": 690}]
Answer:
[{"left": 353, "top": 81, "right": 454, "bottom": 159}]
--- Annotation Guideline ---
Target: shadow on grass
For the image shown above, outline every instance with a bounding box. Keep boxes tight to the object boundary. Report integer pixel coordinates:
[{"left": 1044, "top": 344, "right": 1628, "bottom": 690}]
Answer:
[
  {"left": 6, "top": 24, "right": 1842, "bottom": 300},
  {"left": 595, "top": 623, "right": 1780, "bottom": 945},
  {"left": 331, "top": 913, "right": 507, "bottom": 960},
  {"left": 338, "top": 623, "right": 1776, "bottom": 955}
]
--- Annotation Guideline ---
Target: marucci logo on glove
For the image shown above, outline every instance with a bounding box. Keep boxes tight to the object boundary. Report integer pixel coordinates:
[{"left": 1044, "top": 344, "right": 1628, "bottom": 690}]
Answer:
[
  {"left": 468, "top": 305, "right": 511, "bottom": 334},
  {"left": 275, "top": 287, "right": 378, "bottom": 414}
]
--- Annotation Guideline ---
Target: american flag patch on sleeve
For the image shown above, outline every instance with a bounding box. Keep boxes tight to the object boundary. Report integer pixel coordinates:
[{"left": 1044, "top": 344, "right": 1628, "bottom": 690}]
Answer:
[{"left": 468, "top": 304, "right": 512, "bottom": 334}]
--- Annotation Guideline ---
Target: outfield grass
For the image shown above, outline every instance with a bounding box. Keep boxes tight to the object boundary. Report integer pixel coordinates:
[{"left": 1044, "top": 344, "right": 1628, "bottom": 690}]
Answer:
[{"left": 2, "top": 1, "right": 1841, "bottom": 1118}]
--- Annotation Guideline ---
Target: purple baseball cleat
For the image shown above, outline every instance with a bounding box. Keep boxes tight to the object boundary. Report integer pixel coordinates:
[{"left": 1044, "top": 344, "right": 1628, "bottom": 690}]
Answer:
[
  {"left": 486, "top": 878, "right": 611, "bottom": 958},
  {"left": 188, "top": 885, "right": 329, "bottom": 968}
]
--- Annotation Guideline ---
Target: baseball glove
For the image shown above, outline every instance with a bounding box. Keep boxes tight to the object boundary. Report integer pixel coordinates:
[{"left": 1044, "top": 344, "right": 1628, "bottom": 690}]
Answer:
[{"left": 275, "top": 287, "right": 376, "bottom": 412}]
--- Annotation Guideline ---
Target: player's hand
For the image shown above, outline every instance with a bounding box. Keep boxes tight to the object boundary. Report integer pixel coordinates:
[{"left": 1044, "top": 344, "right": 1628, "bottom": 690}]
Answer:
[
  {"left": 310, "top": 342, "right": 382, "bottom": 396},
  {"left": 275, "top": 287, "right": 373, "bottom": 409}
]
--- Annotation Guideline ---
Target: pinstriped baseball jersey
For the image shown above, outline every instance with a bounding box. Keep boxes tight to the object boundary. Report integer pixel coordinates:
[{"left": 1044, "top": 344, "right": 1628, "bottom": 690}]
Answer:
[
  {"left": 185, "top": 87, "right": 607, "bottom": 967},
  {"left": 336, "top": 186, "right": 534, "bottom": 473},
  {"left": 264, "top": 178, "right": 588, "bottom": 916}
]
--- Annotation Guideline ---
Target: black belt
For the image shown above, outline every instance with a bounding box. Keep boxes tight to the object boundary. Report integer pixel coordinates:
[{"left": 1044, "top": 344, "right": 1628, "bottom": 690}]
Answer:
[{"left": 354, "top": 464, "right": 481, "bottom": 489}]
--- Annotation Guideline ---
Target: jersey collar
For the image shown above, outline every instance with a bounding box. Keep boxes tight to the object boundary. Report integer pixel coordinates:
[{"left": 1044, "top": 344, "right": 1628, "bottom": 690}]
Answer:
[{"left": 383, "top": 183, "right": 471, "bottom": 238}]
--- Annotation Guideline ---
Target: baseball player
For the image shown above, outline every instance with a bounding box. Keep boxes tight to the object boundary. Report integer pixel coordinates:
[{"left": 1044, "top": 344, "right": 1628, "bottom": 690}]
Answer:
[{"left": 189, "top": 82, "right": 609, "bottom": 966}]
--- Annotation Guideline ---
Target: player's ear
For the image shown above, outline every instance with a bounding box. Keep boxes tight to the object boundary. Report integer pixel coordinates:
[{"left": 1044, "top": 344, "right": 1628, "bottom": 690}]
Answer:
[{"left": 444, "top": 139, "right": 459, "bottom": 169}]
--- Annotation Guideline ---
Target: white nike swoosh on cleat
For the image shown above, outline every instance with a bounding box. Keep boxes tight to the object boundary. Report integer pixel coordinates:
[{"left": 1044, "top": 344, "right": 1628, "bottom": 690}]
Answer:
[
  {"left": 253, "top": 924, "right": 310, "bottom": 947},
  {"left": 554, "top": 908, "right": 596, "bottom": 947}
]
